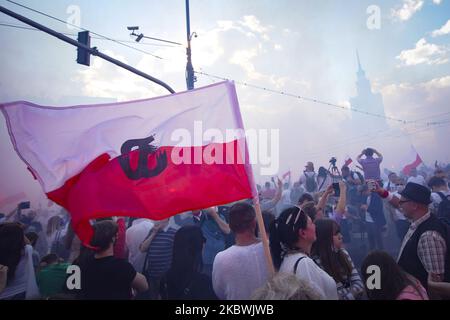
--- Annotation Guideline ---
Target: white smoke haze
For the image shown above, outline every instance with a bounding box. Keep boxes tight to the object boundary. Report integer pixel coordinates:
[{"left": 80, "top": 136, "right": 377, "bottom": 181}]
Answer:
[{"left": 0, "top": 1, "right": 449, "bottom": 206}]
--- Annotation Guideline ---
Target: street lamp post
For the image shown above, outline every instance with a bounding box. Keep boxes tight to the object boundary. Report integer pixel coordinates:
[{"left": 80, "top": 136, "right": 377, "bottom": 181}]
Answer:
[{"left": 185, "top": 0, "right": 196, "bottom": 90}]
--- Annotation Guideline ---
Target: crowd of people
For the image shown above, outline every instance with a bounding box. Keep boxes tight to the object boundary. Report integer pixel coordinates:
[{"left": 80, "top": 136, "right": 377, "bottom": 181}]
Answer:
[{"left": 0, "top": 147, "right": 449, "bottom": 300}]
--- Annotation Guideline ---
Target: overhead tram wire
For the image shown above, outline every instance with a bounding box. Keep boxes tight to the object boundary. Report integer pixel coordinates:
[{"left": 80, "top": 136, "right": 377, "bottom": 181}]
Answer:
[
  {"left": 196, "top": 70, "right": 450, "bottom": 158},
  {"left": 196, "top": 70, "right": 450, "bottom": 127},
  {"left": 6, "top": 0, "right": 166, "bottom": 59},
  {"left": 195, "top": 70, "right": 410, "bottom": 124},
  {"left": 0, "top": 22, "right": 182, "bottom": 48}
]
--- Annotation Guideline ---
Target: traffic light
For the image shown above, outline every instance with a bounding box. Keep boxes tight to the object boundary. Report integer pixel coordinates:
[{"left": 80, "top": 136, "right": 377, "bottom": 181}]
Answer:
[{"left": 77, "top": 31, "right": 90, "bottom": 66}]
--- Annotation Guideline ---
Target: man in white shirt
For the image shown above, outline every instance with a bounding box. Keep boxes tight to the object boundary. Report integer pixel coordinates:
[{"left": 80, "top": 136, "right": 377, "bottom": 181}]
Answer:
[
  {"left": 212, "top": 203, "right": 270, "bottom": 300},
  {"left": 125, "top": 218, "right": 154, "bottom": 273},
  {"left": 383, "top": 172, "right": 398, "bottom": 192},
  {"left": 407, "top": 168, "right": 426, "bottom": 186}
]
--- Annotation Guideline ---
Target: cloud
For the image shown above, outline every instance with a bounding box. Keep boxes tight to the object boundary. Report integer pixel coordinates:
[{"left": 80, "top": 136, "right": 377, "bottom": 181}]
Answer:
[
  {"left": 432, "top": 19, "right": 450, "bottom": 37},
  {"left": 396, "top": 38, "right": 448, "bottom": 66},
  {"left": 391, "top": 0, "right": 443, "bottom": 22},
  {"left": 379, "top": 76, "right": 450, "bottom": 164},
  {"left": 76, "top": 50, "right": 166, "bottom": 102},
  {"left": 239, "top": 15, "right": 269, "bottom": 34},
  {"left": 423, "top": 75, "right": 450, "bottom": 89},
  {"left": 380, "top": 75, "right": 450, "bottom": 120},
  {"left": 229, "top": 48, "right": 262, "bottom": 80},
  {"left": 192, "top": 15, "right": 273, "bottom": 69},
  {"left": 391, "top": 0, "right": 424, "bottom": 21}
]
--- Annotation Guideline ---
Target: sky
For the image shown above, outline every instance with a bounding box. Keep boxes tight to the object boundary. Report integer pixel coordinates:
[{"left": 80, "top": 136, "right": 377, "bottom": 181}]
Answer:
[{"left": 0, "top": 0, "right": 449, "bottom": 208}]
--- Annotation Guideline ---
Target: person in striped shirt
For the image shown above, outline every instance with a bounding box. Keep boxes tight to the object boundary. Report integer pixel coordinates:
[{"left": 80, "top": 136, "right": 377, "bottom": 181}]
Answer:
[
  {"left": 139, "top": 218, "right": 177, "bottom": 299},
  {"left": 312, "top": 218, "right": 364, "bottom": 300}
]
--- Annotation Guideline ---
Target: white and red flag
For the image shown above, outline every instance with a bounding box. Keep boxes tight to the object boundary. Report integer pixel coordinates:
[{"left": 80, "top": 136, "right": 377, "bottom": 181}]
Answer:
[
  {"left": 1, "top": 81, "right": 255, "bottom": 245},
  {"left": 343, "top": 155, "right": 353, "bottom": 167},
  {"left": 401, "top": 145, "right": 423, "bottom": 176}
]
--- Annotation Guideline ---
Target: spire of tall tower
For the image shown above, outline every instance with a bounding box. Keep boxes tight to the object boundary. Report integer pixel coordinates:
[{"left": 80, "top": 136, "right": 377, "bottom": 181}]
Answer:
[
  {"left": 356, "top": 50, "right": 362, "bottom": 72},
  {"left": 356, "top": 50, "right": 365, "bottom": 77}
]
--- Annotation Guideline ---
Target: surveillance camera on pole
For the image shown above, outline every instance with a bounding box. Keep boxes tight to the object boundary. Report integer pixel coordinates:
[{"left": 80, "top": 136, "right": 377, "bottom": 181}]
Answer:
[
  {"left": 135, "top": 33, "right": 144, "bottom": 42},
  {"left": 127, "top": 26, "right": 139, "bottom": 31}
]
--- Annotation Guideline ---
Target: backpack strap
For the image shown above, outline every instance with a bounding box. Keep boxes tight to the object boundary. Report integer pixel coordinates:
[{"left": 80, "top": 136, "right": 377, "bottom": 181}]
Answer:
[
  {"left": 436, "top": 192, "right": 448, "bottom": 201},
  {"left": 293, "top": 256, "right": 306, "bottom": 274},
  {"left": 318, "top": 175, "right": 327, "bottom": 191}
]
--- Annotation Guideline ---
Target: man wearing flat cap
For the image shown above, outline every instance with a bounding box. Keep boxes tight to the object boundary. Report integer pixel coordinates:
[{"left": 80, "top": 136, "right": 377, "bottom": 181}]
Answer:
[{"left": 375, "top": 182, "right": 450, "bottom": 290}]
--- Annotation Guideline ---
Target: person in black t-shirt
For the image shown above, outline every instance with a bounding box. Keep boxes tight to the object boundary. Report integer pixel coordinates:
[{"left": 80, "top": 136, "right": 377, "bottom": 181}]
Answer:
[{"left": 81, "top": 220, "right": 148, "bottom": 300}]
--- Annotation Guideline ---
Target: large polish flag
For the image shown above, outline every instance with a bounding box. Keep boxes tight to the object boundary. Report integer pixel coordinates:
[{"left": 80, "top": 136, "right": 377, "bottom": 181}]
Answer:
[
  {"left": 401, "top": 145, "right": 423, "bottom": 176},
  {"left": 1, "top": 81, "right": 255, "bottom": 245}
]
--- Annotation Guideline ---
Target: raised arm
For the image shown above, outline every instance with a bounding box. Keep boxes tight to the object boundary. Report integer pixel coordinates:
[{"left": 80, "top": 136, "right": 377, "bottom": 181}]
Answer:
[
  {"left": 335, "top": 182, "right": 347, "bottom": 215},
  {"left": 356, "top": 150, "right": 365, "bottom": 164},
  {"left": 206, "top": 207, "right": 230, "bottom": 235},
  {"left": 373, "top": 149, "right": 383, "bottom": 162},
  {"left": 373, "top": 182, "right": 400, "bottom": 208},
  {"left": 316, "top": 185, "right": 333, "bottom": 212},
  {"left": 5, "top": 207, "right": 19, "bottom": 221}
]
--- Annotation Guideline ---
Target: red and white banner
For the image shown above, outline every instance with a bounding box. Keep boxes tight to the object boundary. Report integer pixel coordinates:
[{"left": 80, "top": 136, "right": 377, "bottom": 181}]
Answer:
[
  {"left": 1, "top": 81, "right": 255, "bottom": 244},
  {"left": 401, "top": 146, "right": 423, "bottom": 176}
]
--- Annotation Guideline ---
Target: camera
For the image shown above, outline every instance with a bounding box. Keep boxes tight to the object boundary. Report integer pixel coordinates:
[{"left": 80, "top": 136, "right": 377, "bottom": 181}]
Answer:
[
  {"left": 127, "top": 26, "right": 139, "bottom": 31},
  {"left": 329, "top": 157, "right": 337, "bottom": 167},
  {"left": 18, "top": 201, "right": 30, "bottom": 210}
]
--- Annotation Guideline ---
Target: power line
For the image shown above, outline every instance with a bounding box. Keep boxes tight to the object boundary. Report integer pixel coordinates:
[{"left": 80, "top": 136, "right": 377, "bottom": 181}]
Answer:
[
  {"left": 5, "top": 0, "right": 164, "bottom": 59},
  {"left": 195, "top": 70, "right": 410, "bottom": 124},
  {"left": 0, "top": 22, "right": 182, "bottom": 48},
  {"left": 196, "top": 70, "right": 450, "bottom": 126}
]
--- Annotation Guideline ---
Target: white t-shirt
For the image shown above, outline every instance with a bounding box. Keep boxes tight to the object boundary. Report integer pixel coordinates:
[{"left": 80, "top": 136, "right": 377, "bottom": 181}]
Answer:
[
  {"left": 383, "top": 180, "right": 397, "bottom": 192},
  {"left": 125, "top": 218, "right": 154, "bottom": 273},
  {"left": 407, "top": 175, "right": 426, "bottom": 186},
  {"left": 279, "top": 252, "right": 338, "bottom": 300},
  {"left": 212, "top": 242, "right": 270, "bottom": 300}
]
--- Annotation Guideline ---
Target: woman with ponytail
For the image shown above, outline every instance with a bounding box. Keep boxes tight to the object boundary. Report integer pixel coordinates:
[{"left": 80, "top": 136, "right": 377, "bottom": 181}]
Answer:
[{"left": 269, "top": 207, "right": 338, "bottom": 300}]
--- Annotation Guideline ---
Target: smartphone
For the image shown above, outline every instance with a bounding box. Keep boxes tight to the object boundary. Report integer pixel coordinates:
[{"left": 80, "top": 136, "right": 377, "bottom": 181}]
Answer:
[
  {"left": 18, "top": 201, "right": 30, "bottom": 209},
  {"left": 332, "top": 183, "right": 340, "bottom": 197}
]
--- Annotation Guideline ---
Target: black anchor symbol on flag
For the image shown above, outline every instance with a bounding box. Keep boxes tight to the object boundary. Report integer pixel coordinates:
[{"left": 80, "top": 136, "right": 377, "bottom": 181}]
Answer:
[{"left": 118, "top": 135, "right": 168, "bottom": 180}]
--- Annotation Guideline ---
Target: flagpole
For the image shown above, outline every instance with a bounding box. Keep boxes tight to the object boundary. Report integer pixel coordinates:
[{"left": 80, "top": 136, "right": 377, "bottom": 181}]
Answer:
[
  {"left": 226, "top": 82, "right": 275, "bottom": 277},
  {"left": 252, "top": 196, "right": 276, "bottom": 276}
]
